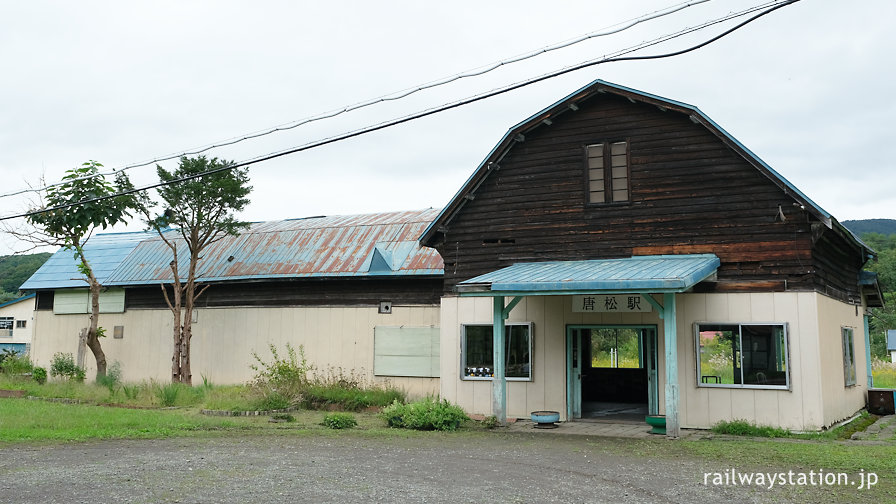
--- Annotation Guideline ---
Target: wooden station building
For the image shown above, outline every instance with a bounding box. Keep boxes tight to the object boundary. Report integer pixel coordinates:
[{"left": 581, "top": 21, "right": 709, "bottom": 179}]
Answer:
[{"left": 23, "top": 81, "right": 882, "bottom": 434}]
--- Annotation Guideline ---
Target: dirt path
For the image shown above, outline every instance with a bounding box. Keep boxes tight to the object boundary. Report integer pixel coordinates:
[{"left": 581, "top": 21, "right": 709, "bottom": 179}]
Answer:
[{"left": 0, "top": 432, "right": 857, "bottom": 503}]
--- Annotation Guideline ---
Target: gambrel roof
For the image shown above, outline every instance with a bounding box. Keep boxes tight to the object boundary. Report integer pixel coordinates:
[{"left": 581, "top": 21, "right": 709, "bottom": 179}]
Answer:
[{"left": 420, "top": 79, "right": 872, "bottom": 260}]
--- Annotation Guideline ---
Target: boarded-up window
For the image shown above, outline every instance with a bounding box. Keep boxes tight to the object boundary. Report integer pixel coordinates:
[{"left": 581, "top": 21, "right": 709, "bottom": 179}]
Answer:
[
  {"left": 53, "top": 288, "right": 125, "bottom": 314},
  {"left": 586, "top": 141, "right": 629, "bottom": 204},
  {"left": 374, "top": 326, "right": 439, "bottom": 377}
]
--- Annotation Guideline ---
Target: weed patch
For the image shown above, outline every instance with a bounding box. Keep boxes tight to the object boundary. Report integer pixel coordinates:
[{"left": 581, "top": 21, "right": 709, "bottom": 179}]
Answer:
[
  {"left": 380, "top": 398, "right": 468, "bottom": 431},
  {"left": 322, "top": 412, "right": 357, "bottom": 429},
  {"left": 711, "top": 419, "right": 791, "bottom": 438}
]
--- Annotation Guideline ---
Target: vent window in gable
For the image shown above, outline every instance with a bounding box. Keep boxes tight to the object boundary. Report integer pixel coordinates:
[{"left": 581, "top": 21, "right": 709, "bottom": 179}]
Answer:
[{"left": 586, "top": 141, "right": 629, "bottom": 204}]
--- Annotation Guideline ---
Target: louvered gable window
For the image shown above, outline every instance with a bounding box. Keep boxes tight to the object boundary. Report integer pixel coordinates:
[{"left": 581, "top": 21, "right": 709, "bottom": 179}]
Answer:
[{"left": 586, "top": 141, "right": 629, "bottom": 204}]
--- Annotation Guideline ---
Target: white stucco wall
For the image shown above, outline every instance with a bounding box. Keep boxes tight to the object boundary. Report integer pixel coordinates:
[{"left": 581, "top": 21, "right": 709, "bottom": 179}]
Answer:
[
  {"left": 0, "top": 296, "right": 35, "bottom": 349},
  {"left": 30, "top": 304, "right": 440, "bottom": 398},
  {"left": 442, "top": 291, "right": 866, "bottom": 431}
]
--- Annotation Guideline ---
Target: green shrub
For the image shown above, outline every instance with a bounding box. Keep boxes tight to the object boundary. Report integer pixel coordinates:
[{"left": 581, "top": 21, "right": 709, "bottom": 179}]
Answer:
[
  {"left": 121, "top": 384, "right": 140, "bottom": 400},
  {"left": 50, "top": 353, "right": 86, "bottom": 382},
  {"left": 0, "top": 352, "right": 32, "bottom": 375},
  {"left": 481, "top": 415, "right": 499, "bottom": 429},
  {"left": 250, "top": 343, "right": 312, "bottom": 405},
  {"left": 154, "top": 382, "right": 182, "bottom": 407},
  {"left": 96, "top": 361, "right": 122, "bottom": 394},
  {"left": 302, "top": 383, "right": 405, "bottom": 411},
  {"left": 31, "top": 367, "right": 47, "bottom": 384},
  {"left": 711, "top": 419, "right": 790, "bottom": 438},
  {"left": 322, "top": 412, "right": 357, "bottom": 429},
  {"left": 380, "top": 398, "right": 469, "bottom": 431},
  {"left": 253, "top": 391, "right": 291, "bottom": 411}
]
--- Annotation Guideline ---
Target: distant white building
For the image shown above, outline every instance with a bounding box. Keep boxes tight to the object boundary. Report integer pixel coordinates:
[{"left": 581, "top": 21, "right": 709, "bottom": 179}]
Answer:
[
  {"left": 0, "top": 294, "right": 35, "bottom": 355},
  {"left": 888, "top": 330, "right": 896, "bottom": 363}
]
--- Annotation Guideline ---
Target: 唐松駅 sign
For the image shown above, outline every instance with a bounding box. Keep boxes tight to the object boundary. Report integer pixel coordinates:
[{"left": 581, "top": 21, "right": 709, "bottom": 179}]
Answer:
[{"left": 571, "top": 294, "right": 653, "bottom": 313}]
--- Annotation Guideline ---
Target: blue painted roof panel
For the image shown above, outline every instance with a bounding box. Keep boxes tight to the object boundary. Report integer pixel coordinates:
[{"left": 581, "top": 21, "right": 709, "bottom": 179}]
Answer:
[
  {"left": 457, "top": 254, "right": 720, "bottom": 294},
  {"left": 19, "top": 231, "right": 156, "bottom": 290},
  {"left": 21, "top": 210, "right": 444, "bottom": 290}
]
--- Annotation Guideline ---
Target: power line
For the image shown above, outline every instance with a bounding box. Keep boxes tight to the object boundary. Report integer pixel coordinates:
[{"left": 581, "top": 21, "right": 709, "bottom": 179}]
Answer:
[
  {"left": 0, "top": 0, "right": 711, "bottom": 199},
  {"left": 0, "top": 0, "right": 799, "bottom": 223}
]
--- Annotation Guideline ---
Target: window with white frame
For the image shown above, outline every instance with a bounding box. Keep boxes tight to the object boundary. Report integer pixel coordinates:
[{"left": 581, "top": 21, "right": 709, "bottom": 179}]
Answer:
[
  {"left": 15, "top": 320, "right": 26, "bottom": 329},
  {"left": 696, "top": 323, "right": 789, "bottom": 389},
  {"left": 842, "top": 327, "right": 856, "bottom": 387},
  {"left": 462, "top": 323, "right": 532, "bottom": 381},
  {"left": 0, "top": 317, "right": 12, "bottom": 337}
]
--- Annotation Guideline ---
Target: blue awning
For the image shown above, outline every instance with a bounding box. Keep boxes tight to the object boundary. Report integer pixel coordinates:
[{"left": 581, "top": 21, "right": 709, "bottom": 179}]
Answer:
[{"left": 456, "top": 254, "right": 720, "bottom": 296}]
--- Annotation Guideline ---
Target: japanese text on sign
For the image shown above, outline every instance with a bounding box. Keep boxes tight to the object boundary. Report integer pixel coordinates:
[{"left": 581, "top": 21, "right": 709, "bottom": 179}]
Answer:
[{"left": 571, "top": 294, "right": 652, "bottom": 313}]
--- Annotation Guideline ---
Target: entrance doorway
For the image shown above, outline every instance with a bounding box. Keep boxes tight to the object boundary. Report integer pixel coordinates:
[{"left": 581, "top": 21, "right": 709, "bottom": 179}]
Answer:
[{"left": 567, "top": 326, "right": 658, "bottom": 421}]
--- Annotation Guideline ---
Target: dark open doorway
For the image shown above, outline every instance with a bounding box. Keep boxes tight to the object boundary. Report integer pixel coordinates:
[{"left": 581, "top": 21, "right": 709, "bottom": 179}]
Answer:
[{"left": 567, "top": 326, "right": 658, "bottom": 422}]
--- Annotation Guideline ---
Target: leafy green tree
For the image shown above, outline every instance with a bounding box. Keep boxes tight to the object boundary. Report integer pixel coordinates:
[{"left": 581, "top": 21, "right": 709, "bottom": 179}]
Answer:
[
  {"left": 148, "top": 156, "right": 251, "bottom": 385},
  {"left": 24, "top": 161, "right": 141, "bottom": 379},
  {"left": 863, "top": 232, "right": 896, "bottom": 360}
]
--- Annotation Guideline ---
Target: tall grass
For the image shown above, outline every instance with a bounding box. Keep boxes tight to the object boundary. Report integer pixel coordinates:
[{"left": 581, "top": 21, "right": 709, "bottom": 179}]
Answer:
[{"left": 872, "top": 358, "right": 896, "bottom": 388}]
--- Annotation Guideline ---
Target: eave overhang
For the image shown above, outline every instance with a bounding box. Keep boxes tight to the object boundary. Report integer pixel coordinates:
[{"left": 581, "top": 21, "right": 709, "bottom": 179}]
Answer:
[{"left": 456, "top": 254, "right": 720, "bottom": 297}]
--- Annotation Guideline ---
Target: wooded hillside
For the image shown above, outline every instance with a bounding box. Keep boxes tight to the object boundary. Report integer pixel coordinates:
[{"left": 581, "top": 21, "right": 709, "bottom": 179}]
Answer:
[
  {"left": 0, "top": 253, "right": 51, "bottom": 302},
  {"left": 843, "top": 219, "right": 896, "bottom": 236}
]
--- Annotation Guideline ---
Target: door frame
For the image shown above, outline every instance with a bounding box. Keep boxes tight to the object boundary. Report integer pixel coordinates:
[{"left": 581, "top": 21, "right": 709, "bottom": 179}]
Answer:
[{"left": 566, "top": 324, "right": 659, "bottom": 419}]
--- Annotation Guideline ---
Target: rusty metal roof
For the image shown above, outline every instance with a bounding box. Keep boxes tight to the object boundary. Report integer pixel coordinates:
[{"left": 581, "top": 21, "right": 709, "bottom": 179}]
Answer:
[{"left": 23, "top": 209, "right": 444, "bottom": 289}]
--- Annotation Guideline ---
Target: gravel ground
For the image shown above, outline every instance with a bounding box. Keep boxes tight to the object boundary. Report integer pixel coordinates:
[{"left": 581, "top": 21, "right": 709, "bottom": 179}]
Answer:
[{"left": 0, "top": 432, "right": 854, "bottom": 504}]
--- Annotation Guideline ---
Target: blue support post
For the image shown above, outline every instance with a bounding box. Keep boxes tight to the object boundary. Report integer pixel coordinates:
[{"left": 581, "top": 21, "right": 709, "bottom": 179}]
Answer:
[
  {"left": 663, "top": 293, "right": 680, "bottom": 438},
  {"left": 864, "top": 313, "right": 873, "bottom": 389},
  {"left": 493, "top": 296, "right": 507, "bottom": 425}
]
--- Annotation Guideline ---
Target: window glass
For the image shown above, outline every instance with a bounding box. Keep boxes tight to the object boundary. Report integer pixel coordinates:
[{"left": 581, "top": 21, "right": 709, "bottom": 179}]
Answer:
[
  {"left": 590, "top": 328, "right": 641, "bottom": 368},
  {"left": 842, "top": 327, "right": 856, "bottom": 387},
  {"left": 696, "top": 323, "right": 789, "bottom": 388},
  {"left": 0, "top": 317, "right": 12, "bottom": 337},
  {"left": 462, "top": 323, "right": 532, "bottom": 380}
]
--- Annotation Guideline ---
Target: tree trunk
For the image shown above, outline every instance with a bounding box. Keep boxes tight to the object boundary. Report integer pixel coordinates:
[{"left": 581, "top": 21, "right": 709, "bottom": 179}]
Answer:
[{"left": 86, "top": 262, "right": 106, "bottom": 380}]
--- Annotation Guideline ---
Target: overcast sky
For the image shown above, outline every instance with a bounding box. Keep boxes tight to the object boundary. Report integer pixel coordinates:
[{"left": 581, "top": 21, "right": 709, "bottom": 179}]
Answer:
[{"left": 1, "top": 0, "right": 893, "bottom": 255}]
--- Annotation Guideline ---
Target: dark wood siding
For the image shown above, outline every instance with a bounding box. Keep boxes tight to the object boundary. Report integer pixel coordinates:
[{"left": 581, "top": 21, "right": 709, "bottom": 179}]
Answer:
[
  {"left": 125, "top": 277, "right": 442, "bottom": 309},
  {"left": 436, "top": 93, "right": 863, "bottom": 301}
]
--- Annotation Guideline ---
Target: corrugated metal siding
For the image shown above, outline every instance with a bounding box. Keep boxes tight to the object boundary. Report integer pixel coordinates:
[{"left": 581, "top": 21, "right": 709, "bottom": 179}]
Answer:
[
  {"left": 23, "top": 209, "right": 444, "bottom": 289},
  {"left": 20, "top": 231, "right": 156, "bottom": 290},
  {"left": 458, "top": 254, "right": 720, "bottom": 293}
]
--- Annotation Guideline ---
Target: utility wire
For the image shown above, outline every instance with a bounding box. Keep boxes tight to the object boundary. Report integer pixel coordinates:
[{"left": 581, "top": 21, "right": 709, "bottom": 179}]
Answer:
[
  {"left": 0, "top": 0, "right": 799, "bottom": 223},
  {"left": 0, "top": 0, "right": 711, "bottom": 199}
]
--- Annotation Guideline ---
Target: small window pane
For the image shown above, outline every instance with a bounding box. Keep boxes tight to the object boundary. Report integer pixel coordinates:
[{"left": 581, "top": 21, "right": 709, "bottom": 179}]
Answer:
[
  {"left": 697, "top": 323, "right": 789, "bottom": 389},
  {"left": 610, "top": 142, "right": 627, "bottom": 155},
  {"left": 589, "top": 191, "right": 605, "bottom": 203},
  {"left": 698, "top": 325, "right": 738, "bottom": 385},
  {"left": 462, "top": 324, "right": 532, "bottom": 380},
  {"left": 741, "top": 325, "right": 788, "bottom": 386}
]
